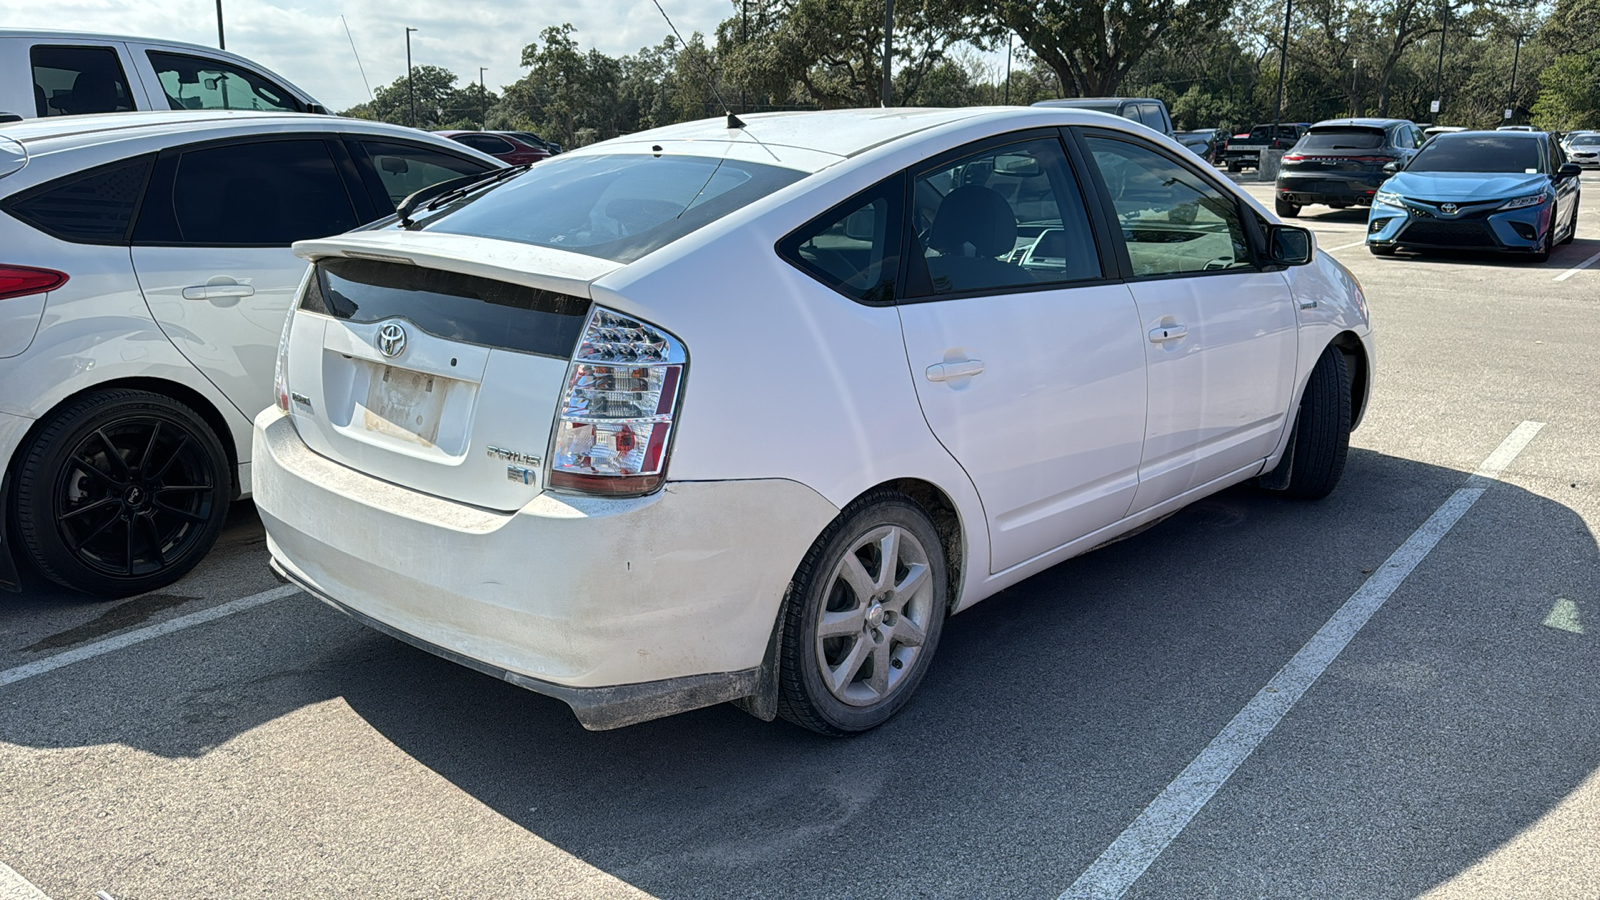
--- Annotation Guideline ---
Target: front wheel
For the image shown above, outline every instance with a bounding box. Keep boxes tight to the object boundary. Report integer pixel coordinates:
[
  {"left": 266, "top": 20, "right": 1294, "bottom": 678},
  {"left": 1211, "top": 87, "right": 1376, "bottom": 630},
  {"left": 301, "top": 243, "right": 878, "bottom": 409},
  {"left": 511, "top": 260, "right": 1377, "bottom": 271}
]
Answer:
[
  {"left": 1530, "top": 225, "right": 1553, "bottom": 263},
  {"left": 1561, "top": 197, "right": 1579, "bottom": 245},
  {"left": 1260, "top": 345, "right": 1351, "bottom": 500},
  {"left": 777, "top": 493, "right": 948, "bottom": 736},
  {"left": 1275, "top": 197, "right": 1301, "bottom": 218},
  {"left": 12, "top": 390, "right": 231, "bottom": 596}
]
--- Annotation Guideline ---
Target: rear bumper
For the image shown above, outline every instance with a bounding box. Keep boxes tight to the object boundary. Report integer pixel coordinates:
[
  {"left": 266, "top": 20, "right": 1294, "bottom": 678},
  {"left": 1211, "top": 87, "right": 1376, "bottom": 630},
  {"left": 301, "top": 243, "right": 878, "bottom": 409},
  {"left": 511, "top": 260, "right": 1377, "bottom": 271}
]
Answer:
[
  {"left": 1276, "top": 173, "right": 1382, "bottom": 206},
  {"left": 252, "top": 407, "right": 841, "bottom": 725}
]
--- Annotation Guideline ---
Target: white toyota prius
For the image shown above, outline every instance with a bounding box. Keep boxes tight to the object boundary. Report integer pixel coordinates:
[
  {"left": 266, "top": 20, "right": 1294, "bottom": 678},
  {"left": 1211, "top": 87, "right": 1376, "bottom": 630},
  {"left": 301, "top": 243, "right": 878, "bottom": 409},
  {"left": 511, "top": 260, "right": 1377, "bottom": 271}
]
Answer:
[{"left": 256, "top": 106, "right": 1374, "bottom": 735}]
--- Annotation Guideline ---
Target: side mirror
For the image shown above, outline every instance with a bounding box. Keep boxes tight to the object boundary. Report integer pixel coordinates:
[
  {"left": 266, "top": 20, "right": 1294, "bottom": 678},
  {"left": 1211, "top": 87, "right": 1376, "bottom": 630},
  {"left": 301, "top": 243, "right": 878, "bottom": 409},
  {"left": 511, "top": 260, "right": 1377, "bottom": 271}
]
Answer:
[
  {"left": 1558, "top": 162, "right": 1582, "bottom": 179},
  {"left": 1266, "top": 224, "right": 1314, "bottom": 266},
  {"left": 0, "top": 112, "right": 21, "bottom": 124},
  {"left": 1383, "top": 161, "right": 1400, "bottom": 174}
]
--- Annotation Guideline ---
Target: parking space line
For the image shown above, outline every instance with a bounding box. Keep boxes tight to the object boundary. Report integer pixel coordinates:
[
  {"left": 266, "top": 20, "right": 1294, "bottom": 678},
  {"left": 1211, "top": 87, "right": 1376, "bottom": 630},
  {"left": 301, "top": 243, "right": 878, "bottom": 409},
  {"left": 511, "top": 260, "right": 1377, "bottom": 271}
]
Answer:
[
  {"left": 1553, "top": 249, "right": 1600, "bottom": 282},
  {"left": 1059, "top": 421, "right": 1545, "bottom": 900},
  {"left": 0, "top": 584, "right": 300, "bottom": 689},
  {"left": 0, "top": 861, "right": 52, "bottom": 900},
  {"left": 1322, "top": 239, "right": 1367, "bottom": 252}
]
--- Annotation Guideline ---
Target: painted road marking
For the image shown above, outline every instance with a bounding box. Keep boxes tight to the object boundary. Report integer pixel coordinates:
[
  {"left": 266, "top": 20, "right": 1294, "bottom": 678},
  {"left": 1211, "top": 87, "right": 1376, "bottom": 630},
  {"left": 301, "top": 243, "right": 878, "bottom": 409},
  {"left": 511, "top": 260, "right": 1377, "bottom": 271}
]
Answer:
[
  {"left": 1323, "top": 239, "right": 1368, "bottom": 252},
  {"left": 0, "top": 585, "right": 300, "bottom": 689},
  {"left": 1544, "top": 598, "right": 1584, "bottom": 634},
  {"left": 1554, "top": 249, "right": 1600, "bottom": 282},
  {"left": 0, "top": 861, "right": 51, "bottom": 900},
  {"left": 1059, "top": 421, "right": 1546, "bottom": 900}
]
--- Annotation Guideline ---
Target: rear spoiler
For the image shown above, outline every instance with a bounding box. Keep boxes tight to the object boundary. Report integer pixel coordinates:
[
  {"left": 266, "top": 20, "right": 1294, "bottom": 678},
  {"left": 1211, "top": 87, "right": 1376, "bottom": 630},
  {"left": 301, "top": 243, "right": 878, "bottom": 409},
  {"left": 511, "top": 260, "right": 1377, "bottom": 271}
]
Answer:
[{"left": 0, "top": 134, "right": 26, "bottom": 179}]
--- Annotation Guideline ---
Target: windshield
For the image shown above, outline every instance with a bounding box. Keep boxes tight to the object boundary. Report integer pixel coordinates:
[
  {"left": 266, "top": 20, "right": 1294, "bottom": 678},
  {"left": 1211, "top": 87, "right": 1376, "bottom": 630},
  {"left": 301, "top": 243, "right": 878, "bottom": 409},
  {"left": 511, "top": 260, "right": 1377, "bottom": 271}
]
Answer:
[
  {"left": 1299, "top": 129, "right": 1385, "bottom": 151},
  {"left": 1408, "top": 135, "right": 1544, "bottom": 174},
  {"left": 417, "top": 152, "right": 806, "bottom": 264},
  {"left": 1572, "top": 134, "right": 1600, "bottom": 146}
]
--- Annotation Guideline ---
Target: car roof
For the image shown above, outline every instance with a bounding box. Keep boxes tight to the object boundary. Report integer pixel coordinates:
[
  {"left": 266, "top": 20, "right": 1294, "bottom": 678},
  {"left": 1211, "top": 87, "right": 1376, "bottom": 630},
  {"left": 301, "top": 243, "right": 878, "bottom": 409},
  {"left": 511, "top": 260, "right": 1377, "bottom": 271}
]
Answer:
[
  {"left": 1309, "top": 118, "right": 1408, "bottom": 129},
  {"left": 577, "top": 107, "right": 1153, "bottom": 171},
  {"left": 0, "top": 28, "right": 292, "bottom": 74}
]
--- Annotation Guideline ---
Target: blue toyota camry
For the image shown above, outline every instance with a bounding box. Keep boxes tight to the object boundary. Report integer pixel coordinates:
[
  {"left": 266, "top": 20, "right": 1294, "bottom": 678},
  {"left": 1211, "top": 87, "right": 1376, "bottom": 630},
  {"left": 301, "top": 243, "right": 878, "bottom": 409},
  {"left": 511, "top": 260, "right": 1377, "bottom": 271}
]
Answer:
[{"left": 1367, "top": 131, "right": 1582, "bottom": 262}]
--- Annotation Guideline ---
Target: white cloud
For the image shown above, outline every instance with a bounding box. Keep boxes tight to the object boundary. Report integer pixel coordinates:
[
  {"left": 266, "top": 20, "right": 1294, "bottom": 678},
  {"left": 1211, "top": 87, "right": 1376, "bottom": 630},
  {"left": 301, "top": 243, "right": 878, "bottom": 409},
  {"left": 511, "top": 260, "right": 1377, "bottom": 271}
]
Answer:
[{"left": 1, "top": 0, "right": 738, "bottom": 111}]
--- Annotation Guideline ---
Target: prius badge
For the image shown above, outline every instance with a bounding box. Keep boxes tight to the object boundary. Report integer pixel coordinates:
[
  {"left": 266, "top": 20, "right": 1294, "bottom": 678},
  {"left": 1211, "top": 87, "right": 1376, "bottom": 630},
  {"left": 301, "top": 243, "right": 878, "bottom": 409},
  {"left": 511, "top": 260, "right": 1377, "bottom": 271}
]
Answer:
[{"left": 376, "top": 322, "right": 407, "bottom": 358}]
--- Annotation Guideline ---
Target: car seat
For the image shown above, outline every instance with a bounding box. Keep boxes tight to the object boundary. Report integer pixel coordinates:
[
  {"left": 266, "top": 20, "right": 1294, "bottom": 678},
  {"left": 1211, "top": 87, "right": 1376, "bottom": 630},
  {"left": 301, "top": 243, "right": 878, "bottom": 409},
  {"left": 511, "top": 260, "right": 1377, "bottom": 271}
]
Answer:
[{"left": 924, "top": 185, "right": 1022, "bottom": 292}]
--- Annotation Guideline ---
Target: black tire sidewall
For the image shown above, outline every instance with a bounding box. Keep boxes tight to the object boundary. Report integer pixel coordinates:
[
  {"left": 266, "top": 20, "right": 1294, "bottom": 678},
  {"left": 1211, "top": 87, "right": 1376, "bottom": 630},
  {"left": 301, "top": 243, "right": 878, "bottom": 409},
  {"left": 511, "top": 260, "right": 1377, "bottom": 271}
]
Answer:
[
  {"left": 779, "top": 495, "right": 948, "bottom": 735},
  {"left": 1283, "top": 346, "right": 1352, "bottom": 500},
  {"left": 14, "top": 390, "right": 231, "bottom": 596}
]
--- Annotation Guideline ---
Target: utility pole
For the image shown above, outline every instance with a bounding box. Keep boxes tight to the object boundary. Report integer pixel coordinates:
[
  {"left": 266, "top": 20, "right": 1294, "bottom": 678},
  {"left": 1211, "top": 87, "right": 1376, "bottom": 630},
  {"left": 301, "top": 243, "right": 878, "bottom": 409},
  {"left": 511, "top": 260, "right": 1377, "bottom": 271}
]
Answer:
[
  {"left": 1505, "top": 33, "right": 1524, "bottom": 123},
  {"left": 479, "top": 67, "right": 487, "bottom": 127},
  {"left": 1432, "top": 3, "right": 1447, "bottom": 120},
  {"left": 881, "top": 0, "right": 894, "bottom": 107},
  {"left": 1273, "top": 0, "right": 1292, "bottom": 128},
  {"left": 215, "top": 0, "right": 225, "bottom": 49},
  {"left": 405, "top": 27, "right": 418, "bottom": 128},
  {"left": 1350, "top": 58, "right": 1359, "bottom": 118},
  {"left": 741, "top": 0, "right": 748, "bottom": 113},
  {"left": 1004, "top": 33, "right": 1013, "bottom": 105}
]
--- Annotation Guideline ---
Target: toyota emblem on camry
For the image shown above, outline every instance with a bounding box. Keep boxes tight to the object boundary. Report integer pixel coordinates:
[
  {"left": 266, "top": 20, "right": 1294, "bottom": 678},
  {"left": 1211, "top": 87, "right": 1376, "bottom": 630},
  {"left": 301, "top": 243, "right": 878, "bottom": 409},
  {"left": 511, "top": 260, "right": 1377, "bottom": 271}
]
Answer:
[
  {"left": 1439, "top": 202, "right": 1459, "bottom": 216},
  {"left": 376, "top": 322, "right": 407, "bottom": 358}
]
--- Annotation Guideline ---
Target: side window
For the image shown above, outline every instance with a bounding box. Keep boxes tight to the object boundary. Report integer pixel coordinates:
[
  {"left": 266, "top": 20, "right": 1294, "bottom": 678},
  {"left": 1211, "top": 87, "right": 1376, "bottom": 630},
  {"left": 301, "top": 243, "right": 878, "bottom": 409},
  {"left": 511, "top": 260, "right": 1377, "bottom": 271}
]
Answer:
[
  {"left": 356, "top": 140, "right": 494, "bottom": 210},
  {"left": 907, "top": 137, "right": 1101, "bottom": 296},
  {"left": 1084, "top": 134, "right": 1254, "bottom": 278},
  {"left": 30, "top": 46, "right": 135, "bottom": 117},
  {"left": 156, "top": 140, "right": 357, "bottom": 245},
  {"left": 146, "top": 51, "right": 302, "bottom": 112},
  {"left": 1, "top": 155, "right": 153, "bottom": 243},
  {"left": 777, "top": 175, "right": 905, "bottom": 304},
  {"left": 1138, "top": 104, "right": 1164, "bottom": 131},
  {"left": 453, "top": 134, "right": 515, "bottom": 155}
]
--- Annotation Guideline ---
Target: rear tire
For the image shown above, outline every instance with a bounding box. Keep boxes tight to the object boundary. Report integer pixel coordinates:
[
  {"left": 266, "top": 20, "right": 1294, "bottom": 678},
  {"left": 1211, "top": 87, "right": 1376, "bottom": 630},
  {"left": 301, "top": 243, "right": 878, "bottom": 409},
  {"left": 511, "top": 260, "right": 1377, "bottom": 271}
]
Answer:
[
  {"left": 1227, "top": 161, "right": 1242, "bottom": 173},
  {"left": 1261, "top": 345, "right": 1351, "bottom": 501},
  {"left": 777, "top": 492, "right": 948, "bottom": 736},
  {"left": 1275, "top": 198, "right": 1301, "bottom": 218},
  {"left": 12, "top": 390, "right": 230, "bottom": 597}
]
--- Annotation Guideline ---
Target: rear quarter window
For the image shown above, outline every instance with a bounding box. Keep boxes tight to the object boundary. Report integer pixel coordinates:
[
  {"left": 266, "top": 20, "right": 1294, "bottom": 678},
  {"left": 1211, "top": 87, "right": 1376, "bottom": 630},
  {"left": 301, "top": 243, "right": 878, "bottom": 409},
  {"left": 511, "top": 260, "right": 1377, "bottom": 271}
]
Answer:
[{"left": 1, "top": 155, "right": 154, "bottom": 243}]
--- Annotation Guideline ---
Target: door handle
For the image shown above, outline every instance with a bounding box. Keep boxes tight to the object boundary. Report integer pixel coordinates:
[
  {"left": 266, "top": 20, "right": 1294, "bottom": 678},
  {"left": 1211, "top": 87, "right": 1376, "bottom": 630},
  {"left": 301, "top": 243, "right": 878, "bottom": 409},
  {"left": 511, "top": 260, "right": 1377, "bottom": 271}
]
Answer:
[
  {"left": 182, "top": 284, "right": 256, "bottom": 300},
  {"left": 1148, "top": 324, "right": 1188, "bottom": 343},
  {"left": 925, "top": 359, "right": 985, "bottom": 382}
]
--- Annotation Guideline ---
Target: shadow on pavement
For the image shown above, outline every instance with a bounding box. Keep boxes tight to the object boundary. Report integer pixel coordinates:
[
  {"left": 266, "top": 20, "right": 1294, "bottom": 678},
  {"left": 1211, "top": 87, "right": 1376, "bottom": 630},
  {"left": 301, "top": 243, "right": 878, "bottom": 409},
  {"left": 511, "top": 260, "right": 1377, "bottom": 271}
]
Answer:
[{"left": 1, "top": 449, "right": 1596, "bottom": 898}]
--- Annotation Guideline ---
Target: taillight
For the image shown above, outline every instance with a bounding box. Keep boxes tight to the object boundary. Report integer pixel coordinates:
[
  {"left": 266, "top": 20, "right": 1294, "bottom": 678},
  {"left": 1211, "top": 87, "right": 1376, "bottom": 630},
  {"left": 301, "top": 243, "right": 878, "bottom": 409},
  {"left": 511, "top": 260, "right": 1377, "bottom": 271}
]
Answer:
[
  {"left": 549, "top": 307, "right": 686, "bottom": 496},
  {"left": 0, "top": 265, "right": 67, "bottom": 301},
  {"left": 1284, "top": 154, "right": 1305, "bottom": 162}
]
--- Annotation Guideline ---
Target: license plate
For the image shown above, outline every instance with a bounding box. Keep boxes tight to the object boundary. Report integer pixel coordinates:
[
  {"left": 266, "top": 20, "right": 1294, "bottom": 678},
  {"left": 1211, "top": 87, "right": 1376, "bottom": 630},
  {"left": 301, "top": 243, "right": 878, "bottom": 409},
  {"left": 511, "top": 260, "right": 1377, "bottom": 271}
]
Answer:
[{"left": 361, "top": 364, "right": 449, "bottom": 446}]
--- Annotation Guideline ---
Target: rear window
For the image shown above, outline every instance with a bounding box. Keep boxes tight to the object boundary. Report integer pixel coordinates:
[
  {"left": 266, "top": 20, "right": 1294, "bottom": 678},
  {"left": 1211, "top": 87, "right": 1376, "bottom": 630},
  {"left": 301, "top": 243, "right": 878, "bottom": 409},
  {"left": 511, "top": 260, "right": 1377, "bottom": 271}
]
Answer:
[
  {"left": 1299, "top": 129, "right": 1386, "bottom": 151},
  {"left": 1409, "top": 135, "right": 1544, "bottom": 174},
  {"left": 304, "top": 258, "right": 589, "bottom": 359},
  {"left": 417, "top": 153, "right": 806, "bottom": 264}
]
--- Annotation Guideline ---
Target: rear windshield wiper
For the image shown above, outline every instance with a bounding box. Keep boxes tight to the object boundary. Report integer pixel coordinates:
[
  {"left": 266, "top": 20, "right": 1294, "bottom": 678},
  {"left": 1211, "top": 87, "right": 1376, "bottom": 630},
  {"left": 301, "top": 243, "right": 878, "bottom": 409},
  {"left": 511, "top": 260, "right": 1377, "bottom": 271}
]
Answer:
[{"left": 395, "top": 164, "right": 531, "bottom": 229}]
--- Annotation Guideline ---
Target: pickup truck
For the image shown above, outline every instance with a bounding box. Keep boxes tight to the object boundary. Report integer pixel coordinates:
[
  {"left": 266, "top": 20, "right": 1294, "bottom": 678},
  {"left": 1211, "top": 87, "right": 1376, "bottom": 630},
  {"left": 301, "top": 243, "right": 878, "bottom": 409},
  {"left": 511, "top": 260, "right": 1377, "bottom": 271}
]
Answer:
[{"left": 1220, "top": 124, "right": 1307, "bottom": 171}]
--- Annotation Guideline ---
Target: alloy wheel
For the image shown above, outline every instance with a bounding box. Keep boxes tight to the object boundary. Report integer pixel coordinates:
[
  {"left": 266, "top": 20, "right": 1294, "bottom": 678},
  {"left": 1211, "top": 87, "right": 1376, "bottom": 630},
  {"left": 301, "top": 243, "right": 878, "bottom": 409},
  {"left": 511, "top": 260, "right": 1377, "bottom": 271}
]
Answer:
[{"left": 812, "top": 523, "right": 936, "bottom": 707}]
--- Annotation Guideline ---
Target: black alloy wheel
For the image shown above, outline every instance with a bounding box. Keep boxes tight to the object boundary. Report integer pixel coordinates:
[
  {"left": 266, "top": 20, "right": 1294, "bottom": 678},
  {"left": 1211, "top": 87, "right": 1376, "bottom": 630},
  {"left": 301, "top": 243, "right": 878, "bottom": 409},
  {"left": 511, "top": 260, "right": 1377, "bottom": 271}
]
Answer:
[{"left": 13, "top": 390, "right": 230, "bottom": 596}]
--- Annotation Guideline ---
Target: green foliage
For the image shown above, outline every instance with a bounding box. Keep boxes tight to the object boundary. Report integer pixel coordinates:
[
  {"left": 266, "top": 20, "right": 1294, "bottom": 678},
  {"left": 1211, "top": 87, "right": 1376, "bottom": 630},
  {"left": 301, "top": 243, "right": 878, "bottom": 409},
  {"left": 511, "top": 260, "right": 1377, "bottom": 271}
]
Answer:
[
  {"left": 338, "top": 65, "right": 497, "bottom": 130},
  {"left": 1531, "top": 51, "right": 1600, "bottom": 129}
]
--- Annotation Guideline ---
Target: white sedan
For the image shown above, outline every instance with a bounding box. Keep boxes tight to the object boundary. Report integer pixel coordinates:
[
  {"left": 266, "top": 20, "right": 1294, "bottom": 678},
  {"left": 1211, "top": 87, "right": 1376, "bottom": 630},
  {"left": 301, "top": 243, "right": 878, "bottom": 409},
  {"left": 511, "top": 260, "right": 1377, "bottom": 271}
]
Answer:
[
  {"left": 256, "top": 106, "right": 1374, "bottom": 735},
  {"left": 0, "top": 111, "right": 500, "bottom": 596}
]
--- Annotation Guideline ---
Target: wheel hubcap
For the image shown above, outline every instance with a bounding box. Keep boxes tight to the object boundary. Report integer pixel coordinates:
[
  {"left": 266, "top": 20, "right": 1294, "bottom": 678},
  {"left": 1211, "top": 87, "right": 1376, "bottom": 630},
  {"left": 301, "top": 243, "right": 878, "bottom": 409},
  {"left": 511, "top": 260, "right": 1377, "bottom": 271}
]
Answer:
[
  {"left": 54, "top": 417, "right": 215, "bottom": 578},
  {"left": 813, "top": 524, "right": 935, "bottom": 707}
]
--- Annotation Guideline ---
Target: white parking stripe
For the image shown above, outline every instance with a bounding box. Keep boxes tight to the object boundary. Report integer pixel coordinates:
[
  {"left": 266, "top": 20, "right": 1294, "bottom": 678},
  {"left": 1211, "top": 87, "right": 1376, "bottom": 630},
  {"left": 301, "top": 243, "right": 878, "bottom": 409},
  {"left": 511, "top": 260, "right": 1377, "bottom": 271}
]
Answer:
[
  {"left": 1059, "top": 421, "right": 1545, "bottom": 900},
  {"left": 0, "top": 861, "right": 51, "bottom": 900},
  {"left": 1553, "top": 249, "right": 1600, "bottom": 282},
  {"left": 0, "top": 584, "right": 300, "bottom": 689},
  {"left": 1322, "top": 239, "right": 1367, "bottom": 252}
]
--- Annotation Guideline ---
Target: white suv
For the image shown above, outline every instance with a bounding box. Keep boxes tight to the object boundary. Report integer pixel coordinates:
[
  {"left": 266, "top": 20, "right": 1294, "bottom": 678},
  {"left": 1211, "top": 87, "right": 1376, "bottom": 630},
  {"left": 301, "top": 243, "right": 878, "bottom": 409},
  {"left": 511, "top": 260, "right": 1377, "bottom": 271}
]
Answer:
[
  {"left": 0, "top": 29, "right": 323, "bottom": 122},
  {"left": 0, "top": 111, "right": 499, "bottom": 596},
  {"left": 256, "top": 107, "right": 1375, "bottom": 735}
]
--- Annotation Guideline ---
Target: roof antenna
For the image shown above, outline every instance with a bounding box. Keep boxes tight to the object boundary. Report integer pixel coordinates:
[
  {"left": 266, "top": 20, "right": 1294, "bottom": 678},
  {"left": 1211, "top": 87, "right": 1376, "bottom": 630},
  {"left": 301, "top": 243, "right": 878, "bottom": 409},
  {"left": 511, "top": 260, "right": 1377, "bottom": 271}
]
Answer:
[{"left": 650, "top": 0, "right": 744, "bottom": 129}]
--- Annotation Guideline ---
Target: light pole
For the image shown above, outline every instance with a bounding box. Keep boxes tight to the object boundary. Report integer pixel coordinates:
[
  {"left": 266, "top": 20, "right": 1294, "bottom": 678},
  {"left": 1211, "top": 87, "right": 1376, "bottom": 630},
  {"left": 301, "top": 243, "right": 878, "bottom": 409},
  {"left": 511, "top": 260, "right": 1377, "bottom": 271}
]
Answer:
[
  {"left": 405, "top": 27, "right": 418, "bottom": 128},
  {"left": 1004, "top": 32, "right": 1014, "bottom": 105},
  {"left": 1273, "top": 0, "right": 1292, "bottom": 127},
  {"left": 1350, "top": 58, "right": 1359, "bottom": 118},
  {"left": 1505, "top": 33, "right": 1524, "bottom": 123},
  {"left": 881, "top": 0, "right": 894, "bottom": 107},
  {"left": 1432, "top": 4, "right": 1447, "bottom": 120},
  {"left": 215, "top": 0, "right": 225, "bottom": 49},
  {"left": 478, "top": 67, "right": 487, "bottom": 127}
]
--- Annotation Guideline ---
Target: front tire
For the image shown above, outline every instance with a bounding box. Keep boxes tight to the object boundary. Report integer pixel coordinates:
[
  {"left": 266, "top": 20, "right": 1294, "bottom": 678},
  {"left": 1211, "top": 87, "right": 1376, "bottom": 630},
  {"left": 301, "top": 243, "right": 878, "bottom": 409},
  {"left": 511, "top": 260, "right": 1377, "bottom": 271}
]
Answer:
[
  {"left": 1561, "top": 197, "right": 1578, "bottom": 245},
  {"left": 1261, "top": 345, "right": 1351, "bottom": 500},
  {"left": 12, "top": 390, "right": 231, "bottom": 596},
  {"left": 1275, "top": 197, "right": 1301, "bottom": 218},
  {"left": 1530, "top": 226, "right": 1553, "bottom": 263},
  {"left": 777, "top": 492, "right": 948, "bottom": 736}
]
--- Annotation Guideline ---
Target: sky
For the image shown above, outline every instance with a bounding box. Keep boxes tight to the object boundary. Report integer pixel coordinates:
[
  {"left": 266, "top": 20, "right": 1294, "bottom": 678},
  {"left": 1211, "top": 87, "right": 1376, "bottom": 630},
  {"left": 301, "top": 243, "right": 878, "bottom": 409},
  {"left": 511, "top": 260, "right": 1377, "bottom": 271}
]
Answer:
[{"left": 0, "top": 0, "right": 739, "bottom": 112}]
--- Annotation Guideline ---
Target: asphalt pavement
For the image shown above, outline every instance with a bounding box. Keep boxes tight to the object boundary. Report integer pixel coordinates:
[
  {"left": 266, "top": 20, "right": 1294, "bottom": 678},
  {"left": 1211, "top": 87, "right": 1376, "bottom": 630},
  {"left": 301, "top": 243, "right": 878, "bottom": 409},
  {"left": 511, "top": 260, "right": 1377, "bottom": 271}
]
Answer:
[{"left": 2, "top": 174, "right": 1598, "bottom": 900}]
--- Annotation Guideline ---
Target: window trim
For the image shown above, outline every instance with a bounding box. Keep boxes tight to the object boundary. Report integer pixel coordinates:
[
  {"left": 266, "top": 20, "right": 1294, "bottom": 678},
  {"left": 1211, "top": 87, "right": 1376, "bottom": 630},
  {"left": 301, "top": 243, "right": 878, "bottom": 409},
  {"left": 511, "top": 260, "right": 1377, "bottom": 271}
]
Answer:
[
  {"left": 895, "top": 128, "right": 1122, "bottom": 305},
  {"left": 130, "top": 134, "right": 362, "bottom": 248},
  {"left": 456, "top": 134, "right": 517, "bottom": 155},
  {"left": 1070, "top": 126, "right": 1277, "bottom": 284},
  {"left": 30, "top": 44, "right": 137, "bottom": 118},
  {"left": 143, "top": 49, "right": 306, "bottom": 113}
]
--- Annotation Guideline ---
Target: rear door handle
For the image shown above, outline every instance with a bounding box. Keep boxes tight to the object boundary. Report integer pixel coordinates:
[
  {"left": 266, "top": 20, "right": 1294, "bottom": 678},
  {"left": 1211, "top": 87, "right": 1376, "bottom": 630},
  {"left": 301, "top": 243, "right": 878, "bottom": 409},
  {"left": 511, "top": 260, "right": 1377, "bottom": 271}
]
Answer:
[
  {"left": 1148, "top": 324, "right": 1188, "bottom": 343},
  {"left": 182, "top": 284, "right": 256, "bottom": 300},
  {"left": 925, "top": 359, "right": 985, "bottom": 382}
]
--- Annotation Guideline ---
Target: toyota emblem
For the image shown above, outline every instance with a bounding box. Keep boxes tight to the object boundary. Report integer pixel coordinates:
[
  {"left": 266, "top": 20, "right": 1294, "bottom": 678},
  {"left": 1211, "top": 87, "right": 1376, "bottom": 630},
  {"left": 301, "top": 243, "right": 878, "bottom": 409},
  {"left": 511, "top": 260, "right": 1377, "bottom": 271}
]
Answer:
[
  {"left": 1439, "top": 202, "right": 1459, "bottom": 216},
  {"left": 376, "top": 322, "right": 407, "bottom": 358}
]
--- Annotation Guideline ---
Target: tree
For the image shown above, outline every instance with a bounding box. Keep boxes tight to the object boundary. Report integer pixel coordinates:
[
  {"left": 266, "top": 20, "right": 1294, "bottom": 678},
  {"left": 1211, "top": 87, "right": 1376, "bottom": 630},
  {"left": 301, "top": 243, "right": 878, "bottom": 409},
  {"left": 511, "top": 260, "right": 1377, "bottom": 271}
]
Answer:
[{"left": 1531, "top": 50, "right": 1600, "bottom": 129}]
